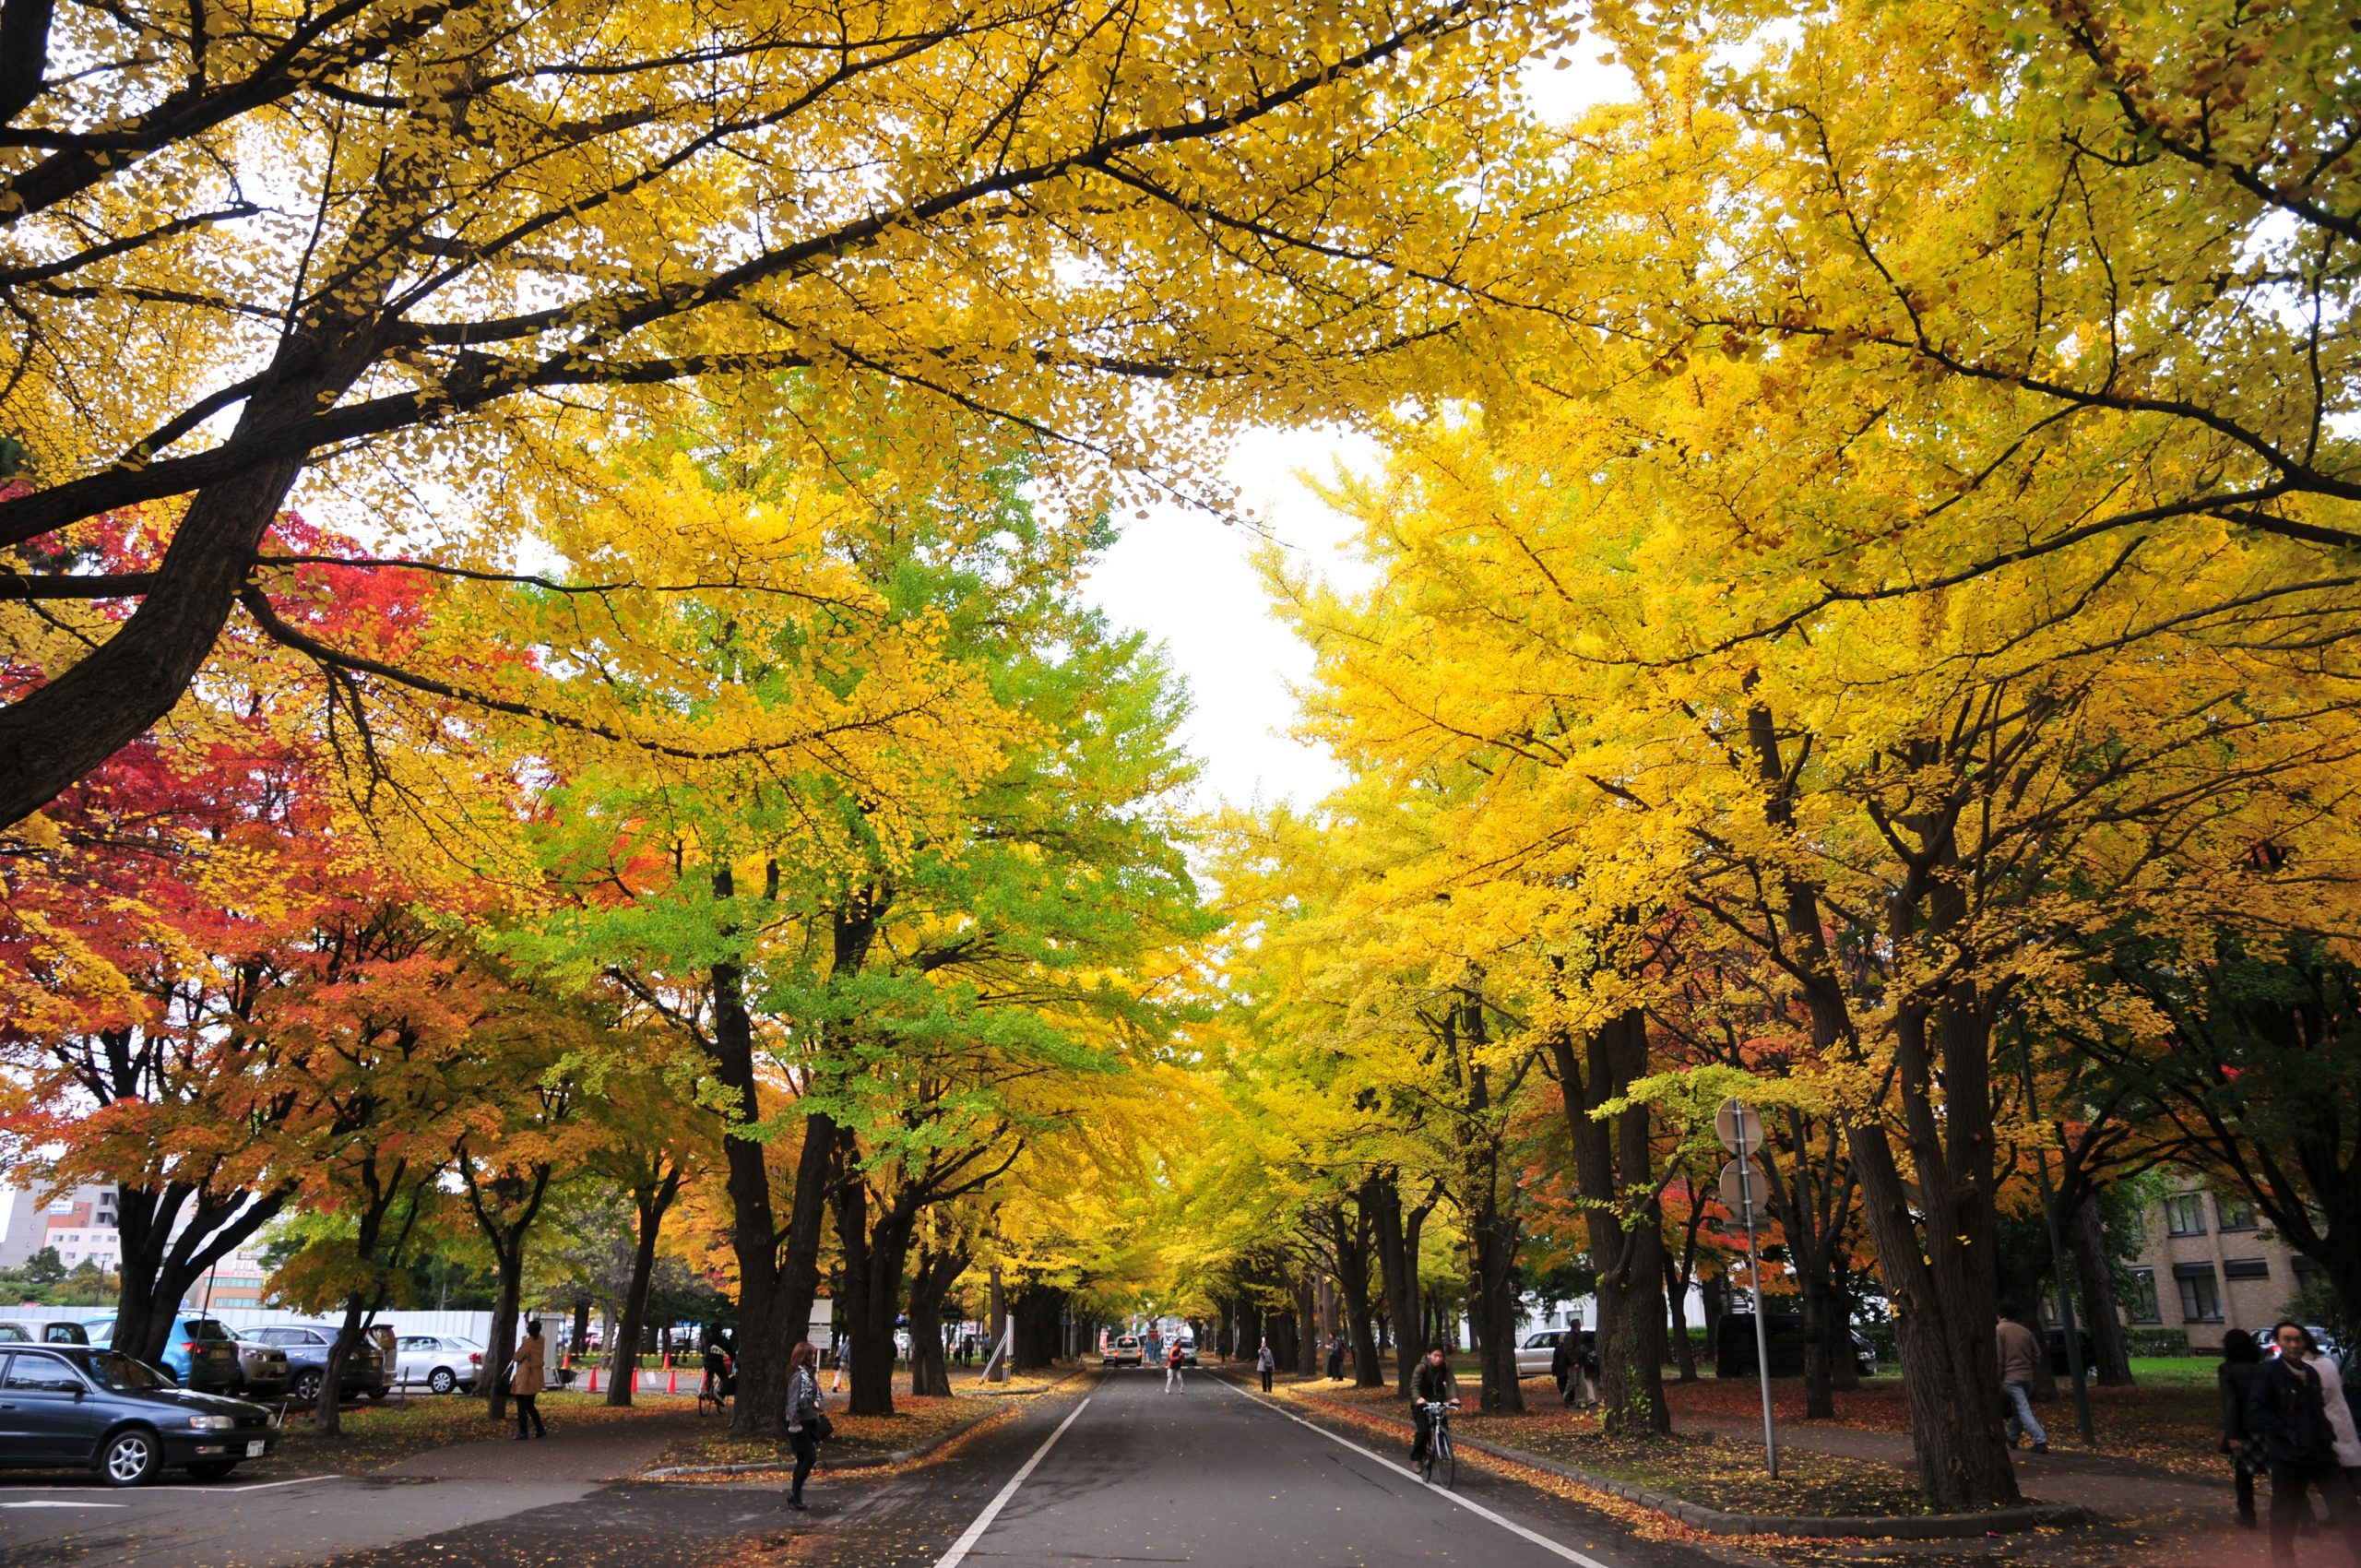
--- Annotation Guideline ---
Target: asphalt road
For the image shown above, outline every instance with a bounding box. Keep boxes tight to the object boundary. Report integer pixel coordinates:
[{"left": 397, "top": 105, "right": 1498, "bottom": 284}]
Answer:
[{"left": 0, "top": 1371, "right": 1711, "bottom": 1568}]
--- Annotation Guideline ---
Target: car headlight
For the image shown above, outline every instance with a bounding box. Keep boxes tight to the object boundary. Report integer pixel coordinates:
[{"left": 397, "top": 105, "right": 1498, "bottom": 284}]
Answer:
[{"left": 187, "top": 1414, "right": 237, "bottom": 1431}]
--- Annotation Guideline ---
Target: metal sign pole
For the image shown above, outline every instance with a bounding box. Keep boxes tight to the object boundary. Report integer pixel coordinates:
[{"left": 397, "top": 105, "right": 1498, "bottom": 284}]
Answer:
[{"left": 1731, "top": 1104, "right": 1779, "bottom": 1479}]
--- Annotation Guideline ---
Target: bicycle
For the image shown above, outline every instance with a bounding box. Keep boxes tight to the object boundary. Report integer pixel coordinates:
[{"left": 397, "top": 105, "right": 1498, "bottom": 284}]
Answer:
[
  {"left": 696, "top": 1363, "right": 732, "bottom": 1418},
  {"left": 1416, "top": 1398, "right": 1460, "bottom": 1490}
]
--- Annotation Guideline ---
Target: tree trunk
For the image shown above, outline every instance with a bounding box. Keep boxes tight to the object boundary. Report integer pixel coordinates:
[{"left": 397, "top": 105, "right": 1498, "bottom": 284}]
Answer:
[
  {"left": 908, "top": 1246, "right": 967, "bottom": 1397},
  {"left": 1553, "top": 1005, "right": 1667, "bottom": 1434},
  {"left": 1702, "top": 1270, "right": 1726, "bottom": 1365},
  {"left": 1371, "top": 1175, "right": 1433, "bottom": 1395},
  {"left": 833, "top": 1159, "right": 920, "bottom": 1419},
  {"left": 2072, "top": 1194, "right": 2135, "bottom": 1387},
  {"left": 607, "top": 1165, "right": 681, "bottom": 1408},
  {"left": 1329, "top": 1195, "right": 1384, "bottom": 1390},
  {"left": 112, "top": 1183, "right": 285, "bottom": 1362},
  {"left": 1296, "top": 1271, "right": 1321, "bottom": 1376},
  {"left": 1666, "top": 1253, "right": 1698, "bottom": 1383},
  {"left": 482, "top": 1245, "right": 525, "bottom": 1424}
]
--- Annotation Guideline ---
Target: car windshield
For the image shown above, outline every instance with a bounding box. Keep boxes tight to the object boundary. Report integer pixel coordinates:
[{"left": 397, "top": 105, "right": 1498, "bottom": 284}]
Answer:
[{"left": 85, "top": 1351, "right": 170, "bottom": 1391}]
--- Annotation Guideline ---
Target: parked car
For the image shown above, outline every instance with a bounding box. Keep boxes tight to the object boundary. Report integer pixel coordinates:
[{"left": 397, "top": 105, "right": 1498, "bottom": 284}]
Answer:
[
  {"left": 393, "top": 1334, "right": 484, "bottom": 1395},
  {"left": 0, "top": 1344, "right": 279, "bottom": 1485},
  {"left": 0, "top": 1319, "right": 89, "bottom": 1346},
  {"left": 1103, "top": 1334, "right": 1145, "bottom": 1366},
  {"left": 1714, "top": 1313, "right": 1880, "bottom": 1379},
  {"left": 1172, "top": 1339, "right": 1199, "bottom": 1367},
  {"left": 228, "top": 1335, "right": 291, "bottom": 1400},
  {"left": 80, "top": 1313, "right": 243, "bottom": 1395},
  {"left": 241, "top": 1324, "right": 390, "bottom": 1404},
  {"left": 1514, "top": 1328, "right": 1576, "bottom": 1378},
  {"left": 2255, "top": 1325, "right": 2345, "bottom": 1362},
  {"left": 2044, "top": 1324, "right": 2098, "bottom": 1377}
]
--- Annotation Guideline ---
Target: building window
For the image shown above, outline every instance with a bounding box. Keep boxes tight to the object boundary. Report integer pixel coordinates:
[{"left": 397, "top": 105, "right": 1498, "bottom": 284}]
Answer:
[
  {"left": 2165, "top": 1194, "right": 2208, "bottom": 1236},
  {"left": 2217, "top": 1195, "right": 2260, "bottom": 1231},
  {"left": 2177, "top": 1264, "right": 2224, "bottom": 1323},
  {"left": 2126, "top": 1268, "right": 2161, "bottom": 1324},
  {"left": 2225, "top": 1258, "right": 2271, "bottom": 1282}
]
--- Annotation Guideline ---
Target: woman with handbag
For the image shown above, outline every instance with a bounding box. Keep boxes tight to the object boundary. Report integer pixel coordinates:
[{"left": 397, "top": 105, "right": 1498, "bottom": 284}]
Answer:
[{"left": 786, "top": 1340, "right": 827, "bottom": 1512}]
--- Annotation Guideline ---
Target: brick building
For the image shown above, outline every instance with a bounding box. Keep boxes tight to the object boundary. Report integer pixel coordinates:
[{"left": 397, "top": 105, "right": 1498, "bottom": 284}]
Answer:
[{"left": 2120, "top": 1174, "right": 2321, "bottom": 1348}]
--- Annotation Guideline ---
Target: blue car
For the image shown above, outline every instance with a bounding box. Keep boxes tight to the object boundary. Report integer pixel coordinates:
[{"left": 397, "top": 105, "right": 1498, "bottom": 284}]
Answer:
[
  {"left": 79, "top": 1313, "right": 243, "bottom": 1396},
  {"left": 0, "top": 1345, "right": 279, "bottom": 1484}
]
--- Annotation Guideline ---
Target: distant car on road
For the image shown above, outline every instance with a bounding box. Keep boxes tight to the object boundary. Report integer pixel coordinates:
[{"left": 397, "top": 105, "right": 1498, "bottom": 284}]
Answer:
[
  {"left": 241, "top": 1323, "right": 390, "bottom": 1404},
  {"left": 80, "top": 1313, "right": 243, "bottom": 1396},
  {"left": 0, "top": 1345, "right": 279, "bottom": 1485},
  {"left": 1103, "top": 1335, "right": 1145, "bottom": 1366},
  {"left": 393, "top": 1333, "right": 485, "bottom": 1395}
]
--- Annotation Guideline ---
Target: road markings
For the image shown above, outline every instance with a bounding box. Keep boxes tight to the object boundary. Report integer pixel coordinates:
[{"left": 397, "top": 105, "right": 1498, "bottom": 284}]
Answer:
[
  {"left": 930, "top": 1395, "right": 1094, "bottom": 1568},
  {"left": 222, "top": 1475, "right": 338, "bottom": 1492},
  {"left": 1, "top": 1500, "right": 128, "bottom": 1509},
  {"left": 1211, "top": 1379, "right": 1619, "bottom": 1568}
]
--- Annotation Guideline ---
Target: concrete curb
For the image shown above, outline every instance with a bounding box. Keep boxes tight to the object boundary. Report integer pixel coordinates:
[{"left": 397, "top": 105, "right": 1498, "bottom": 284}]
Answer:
[
  {"left": 1264, "top": 1381, "right": 2091, "bottom": 1540},
  {"left": 640, "top": 1366, "right": 1090, "bottom": 1479}
]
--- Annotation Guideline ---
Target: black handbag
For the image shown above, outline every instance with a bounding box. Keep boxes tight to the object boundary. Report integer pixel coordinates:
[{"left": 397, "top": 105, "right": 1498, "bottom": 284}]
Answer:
[{"left": 813, "top": 1411, "right": 835, "bottom": 1443}]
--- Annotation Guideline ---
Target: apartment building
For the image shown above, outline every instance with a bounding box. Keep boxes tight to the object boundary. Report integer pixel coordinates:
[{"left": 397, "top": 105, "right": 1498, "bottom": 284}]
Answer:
[
  {"left": 2119, "top": 1174, "right": 2320, "bottom": 1348},
  {"left": 0, "top": 1182, "right": 117, "bottom": 1269}
]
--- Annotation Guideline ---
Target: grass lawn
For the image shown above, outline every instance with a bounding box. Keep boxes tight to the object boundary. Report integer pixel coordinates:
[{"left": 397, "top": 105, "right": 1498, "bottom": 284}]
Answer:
[
  {"left": 644, "top": 1363, "right": 1078, "bottom": 1475},
  {"left": 266, "top": 1390, "right": 686, "bottom": 1475}
]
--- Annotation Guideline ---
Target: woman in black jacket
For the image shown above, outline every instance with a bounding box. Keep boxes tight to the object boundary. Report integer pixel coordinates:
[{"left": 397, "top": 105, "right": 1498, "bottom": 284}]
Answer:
[
  {"left": 2246, "top": 1321, "right": 2361, "bottom": 1565},
  {"left": 2220, "top": 1328, "right": 2263, "bottom": 1528}
]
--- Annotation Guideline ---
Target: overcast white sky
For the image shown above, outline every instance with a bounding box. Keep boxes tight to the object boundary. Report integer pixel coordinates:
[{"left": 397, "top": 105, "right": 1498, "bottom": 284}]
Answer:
[
  {"left": 1080, "top": 426, "right": 1382, "bottom": 813},
  {"left": 1081, "top": 48, "right": 1634, "bottom": 814}
]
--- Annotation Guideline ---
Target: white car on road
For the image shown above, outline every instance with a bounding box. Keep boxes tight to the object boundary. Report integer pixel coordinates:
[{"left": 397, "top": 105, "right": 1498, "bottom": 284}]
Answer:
[{"left": 393, "top": 1334, "right": 485, "bottom": 1394}]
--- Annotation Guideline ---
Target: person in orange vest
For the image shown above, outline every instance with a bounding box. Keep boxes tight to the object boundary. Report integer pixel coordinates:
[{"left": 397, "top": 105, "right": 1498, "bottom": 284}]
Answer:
[{"left": 1165, "top": 1336, "right": 1187, "bottom": 1394}]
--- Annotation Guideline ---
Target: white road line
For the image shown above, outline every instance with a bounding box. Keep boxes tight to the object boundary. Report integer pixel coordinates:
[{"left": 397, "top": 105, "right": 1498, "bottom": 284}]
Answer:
[
  {"left": 929, "top": 1394, "right": 1093, "bottom": 1568},
  {"left": 1210, "top": 1378, "right": 1620, "bottom": 1568},
  {"left": 0, "top": 1500, "right": 128, "bottom": 1509},
  {"left": 221, "top": 1474, "right": 338, "bottom": 1492}
]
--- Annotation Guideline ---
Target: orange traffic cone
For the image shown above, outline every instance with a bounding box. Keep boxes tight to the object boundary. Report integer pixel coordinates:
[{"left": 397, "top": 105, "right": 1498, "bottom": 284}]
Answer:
[
  {"left": 668, "top": 1365, "right": 678, "bottom": 1394},
  {"left": 587, "top": 1365, "right": 599, "bottom": 1394}
]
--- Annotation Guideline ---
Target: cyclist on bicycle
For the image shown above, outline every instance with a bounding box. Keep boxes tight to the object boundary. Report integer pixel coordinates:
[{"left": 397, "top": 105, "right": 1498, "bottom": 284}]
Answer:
[{"left": 1409, "top": 1340, "right": 1457, "bottom": 1467}]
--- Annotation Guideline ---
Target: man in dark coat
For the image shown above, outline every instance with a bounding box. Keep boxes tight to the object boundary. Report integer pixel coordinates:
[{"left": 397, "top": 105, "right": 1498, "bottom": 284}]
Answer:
[{"left": 2247, "top": 1321, "right": 2361, "bottom": 1565}]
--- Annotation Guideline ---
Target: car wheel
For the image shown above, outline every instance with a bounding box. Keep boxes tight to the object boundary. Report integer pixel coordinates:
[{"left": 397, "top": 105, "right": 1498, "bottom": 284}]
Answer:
[
  {"left": 186, "top": 1460, "right": 239, "bottom": 1482},
  {"left": 428, "top": 1368, "right": 456, "bottom": 1395},
  {"left": 293, "top": 1368, "right": 325, "bottom": 1403},
  {"left": 365, "top": 1386, "right": 389, "bottom": 1402},
  {"left": 101, "top": 1428, "right": 160, "bottom": 1487}
]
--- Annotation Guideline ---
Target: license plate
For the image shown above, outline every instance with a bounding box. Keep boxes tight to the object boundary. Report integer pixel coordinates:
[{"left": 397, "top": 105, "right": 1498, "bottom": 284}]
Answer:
[{"left": 245, "top": 1440, "right": 265, "bottom": 1457}]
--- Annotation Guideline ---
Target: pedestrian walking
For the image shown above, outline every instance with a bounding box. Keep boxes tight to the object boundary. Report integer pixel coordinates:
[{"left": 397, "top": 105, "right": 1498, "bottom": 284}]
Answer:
[
  {"left": 2248, "top": 1320, "right": 2361, "bottom": 1566},
  {"left": 1166, "top": 1337, "right": 1186, "bottom": 1393},
  {"left": 508, "top": 1320, "right": 547, "bottom": 1440},
  {"left": 1550, "top": 1330, "right": 1573, "bottom": 1401},
  {"left": 2220, "top": 1327, "right": 2263, "bottom": 1529},
  {"left": 1325, "top": 1333, "right": 1345, "bottom": 1383},
  {"left": 1995, "top": 1305, "right": 2047, "bottom": 1455},
  {"left": 786, "top": 1339, "right": 825, "bottom": 1512},
  {"left": 1256, "top": 1337, "right": 1275, "bottom": 1393},
  {"left": 1560, "top": 1331, "right": 1598, "bottom": 1408}
]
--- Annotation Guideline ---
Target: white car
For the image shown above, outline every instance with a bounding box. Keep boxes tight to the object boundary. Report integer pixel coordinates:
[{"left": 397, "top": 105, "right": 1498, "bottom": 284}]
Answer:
[
  {"left": 1514, "top": 1329, "right": 1580, "bottom": 1377},
  {"left": 393, "top": 1334, "right": 485, "bottom": 1395}
]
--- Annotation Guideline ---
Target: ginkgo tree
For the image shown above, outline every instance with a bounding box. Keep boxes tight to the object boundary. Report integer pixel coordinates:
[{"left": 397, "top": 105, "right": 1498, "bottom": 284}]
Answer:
[{"left": 0, "top": 0, "right": 1567, "bottom": 826}]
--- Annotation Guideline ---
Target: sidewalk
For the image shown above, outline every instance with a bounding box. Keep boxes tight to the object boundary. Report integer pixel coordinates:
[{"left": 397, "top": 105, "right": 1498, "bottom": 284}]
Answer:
[
  {"left": 377, "top": 1408, "right": 702, "bottom": 1483},
  {"left": 1675, "top": 1413, "right": 2361, "bottom": 1567}
]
